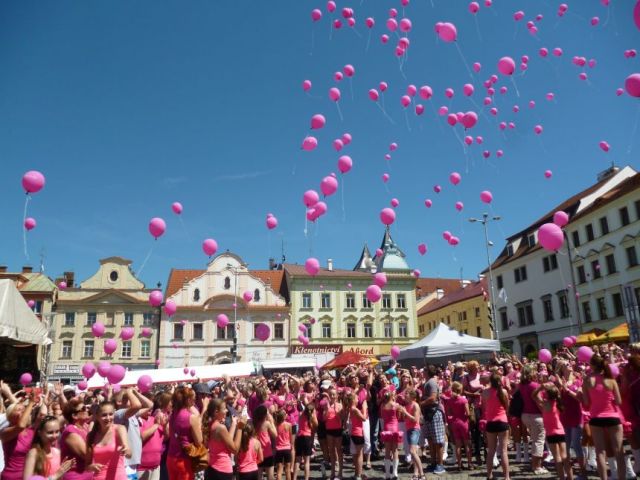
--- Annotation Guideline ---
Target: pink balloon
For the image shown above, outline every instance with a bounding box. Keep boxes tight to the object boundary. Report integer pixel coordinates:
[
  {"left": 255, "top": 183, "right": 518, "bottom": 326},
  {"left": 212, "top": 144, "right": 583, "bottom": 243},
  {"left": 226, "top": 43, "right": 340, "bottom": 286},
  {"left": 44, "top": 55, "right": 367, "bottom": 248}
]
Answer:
[
  {"left": 341, "top": 7, "right": 353, "bottom": 18},
  {"left": 461, "top": 111, "right": 478, "bottom": 129},
  {"left": 539, "top": 47, "right": 549, "bottom": 57},
  {"left": 305, "top": 257, "right": 320, "bottom": 276},
  {"left": 387, "top": 17, "right": 398, "bottom": 32},
  {"left": 382, "top": 173, "right": 390, "bottom": 183},
  {"left": 437, "top": 22, "right": 457, "bottom": 42},
  {"left": 141, "top": 327, "right": 152, "bottom": 337},
  {"left": 303, "top": 190, "right": 319, "bottom": 207},
  {"left": 473, "top": 62, "right": 481, "bottom": 72},
  {"left": 366, "top": 17, "right": 375, "bottom": 28},
  {"left": 449, "top": 172, "right": 461, "bottom": 185},
  {"left": 579, "top": 72, "right": 588, "bottom": 81},
  {"left": 443, "top": 231, "right": 452, "bottom": 241},
  {"left": 418, "top": 243, "right": 427, "bottom": 255},
  {"left": 27, "top": 299, "right": 35, "bottom": 308},
  {"left": 329, "top": 87, "right": 341, "bottom": 102},
  {"left": 335, "top": 72, "right": 344, "bottom": 82},
  {"left": 514, "top": 10, "right": 525, "bottom": 21},
  {"left": 390, "top": 345, "right": 401, "bottom": 360},
  {"left": 577, "top": 346, "right": 594, "bottom": 363},
  {"left": 438, "top": 106, "right": 449, "bottom": 116},
  {"left": 373, "top": 272, "right": 387, "bottom": 288},
  {"left": 498, "top": 57, "right": 515, "bottom": 76},
  {"left": 434, "top": 185, "right": 442, "bottom": 193},
  {"left": 480, "top": 190, "right": 493, "bottom": 204},
  {"left": 538, "top": 223, "right": 564, "bottom": 251},
  {"left": 419, "top": 85, "right": 433, "bottom": 99},
  {"left": 149, "top": 290, "right": 163, "bottom": 307},
  {"left": 82, "top": 362, "right": 96, "bottom": 379},
  {"left": 266, "top": 214, "right": 278, "bottom": 230},
  {"left": 104, "top": 339, "right": 117, "bottom": 356},
  {"left": 148, "top": 218, "right": 166, "bottom": 239},
  {"left": 400, "top": 95, "right": 411, "bottom": 107},
  {"left": 424, "top": 199, "right": 433, "bottom": 208},
  {"left": 321, "top": 176, "right": 338, "bottom": 197},
  {"left": 445, "top": 88, "right": 454, "bottom": 98},
  {"left": 545, "top": 170, "right": 553, "bottom": 178},
  {"left": 379, "top": 82, "right": 388, "bottom": 92},
  {"left": 22, "top": 170, "right": 46, "bottom": 194},
  {"left": 635, "top": 0, "right": 640, "bottom": 31},
  {"left": 310, "top": 114, "right": 326, "bottom": 130},
  {"left": 599, "top": 141, "right": 610, "bottom": 152},
  {"left": 314, "top": 201, "right": 327, "bottom": 216},
  {"left": 415, "top": 104, "right": 425, "bottom": 115},
  {"left": 469, "top": 2, "right": 479, "bottom": 14},
  {"left": 164, "top": 300, "right": 177, "bottom": 317},
  {"left": 217, "top": 314, "right": 229, "bottom": 328},
  {"left": 381, "top": 34, "right": 389, "bottom": 44},
  {"left": 562, "top": 337, "right": 574, "bottom": 348},
  {"left": 625, "top": 73, "right": 640, "bottom": 97},
  {"left": 77, "top": 381, "right": 88, "bottom": 391},
  {"left": 538, "top": 348, "right": 552, "bottom": 363},
  {"left": 455, "top": 201, "right": 464, "bottom": 212},
  {"left": 534, "top": 125, "right": 543, "bottom": 135},
  {"left": 496, "top": 149, "right": 504, "bottom": 157},
  {"left": 120, "top": 327, "right": 134, "bottom": 341},
  {"left": 366, "top": 284, "right": 382, "bottom": 303},
  {"left": 369, "top": 89, "right": 379, "bottom": 101},
  {"left": 343, "top": 64, "right": 355, "bottom": 77},
  {"left": 399, "top": 18, "right": 412, "bottom": 32},
  {"left": 463, "top": 83, "right": 474, "bottom": 96},
  {"left": 327, "top": 1, "right": 336, "bottom": 12},
  {"left": 24, "top": 217, "right": 36, "bottom": 231},
  {"left": 19, "top": 373, "right": 32, "bottom": 386},
  {"left": 107, "top": 364, "right": 126, "bottom": 385},
  {"left": 302, "top": 136, "right": 318, "bottom": 151},
  {"left": 92, "top": 322, "right": 106, "bottom": 338},
  {"left": 616, "top": 88, "right": 624, "bottom": 96},
  {"left": 380, "top": 208, "right": 396, "bottom": 225},
  {"left": 375, "top": 248, "right": 383, "bottom": 257},
  {"left": 553, "top": 211, "right": 569, "bottom": 227},
  {"left": 97, "top": 361, "right": 111, "bottom": 378},
  {"left": 389, "top": 8, "right": 398, "bottom": 18},
  {"left": 171, "top": 202, "right": 183, "bottom": 214},
  {"left": 302, "top": 80, "right": 312, "bottom": 92},
  {"left": 342, "top": 133, "right": 352, "bottom": 145},
  {"left": 338, "top": 155, "right": 353, "bottom": 174},
  {"left": 311, "top": 9, "right": 322, "bottom": 21},
  {"left": 390, "top": 198, "right": 400, "bottom": 208},
  {"left": 137, "top": 374, "right": 153, "bottom": 393},
  {"left": 553, "top": 47, "right": 563, "bottom": 57},
  {"left": 447, "top": 114, "right": 458, "bottom": 126},
  {"left": 449, "top": 236, "right": 460, "bottom": 246},
  {"left": 203, "top": 238, "right": 218, "bottom": 257},
  {"left": 256, "top": 323, "right": 271, "bottom": 341},
  {"left": 333, "top": 19, "right": 342, "bottom": 29}
]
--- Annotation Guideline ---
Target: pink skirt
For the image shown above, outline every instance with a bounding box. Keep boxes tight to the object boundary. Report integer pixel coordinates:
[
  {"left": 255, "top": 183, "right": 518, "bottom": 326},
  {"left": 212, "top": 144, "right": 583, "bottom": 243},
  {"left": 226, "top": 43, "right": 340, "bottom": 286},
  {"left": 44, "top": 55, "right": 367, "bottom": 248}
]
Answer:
[
  {"left": 380, "top": 430, "right": 403, "bottom": 443},
  {"left": 450, "top": 419, "right": 469, "bottom": 442}
]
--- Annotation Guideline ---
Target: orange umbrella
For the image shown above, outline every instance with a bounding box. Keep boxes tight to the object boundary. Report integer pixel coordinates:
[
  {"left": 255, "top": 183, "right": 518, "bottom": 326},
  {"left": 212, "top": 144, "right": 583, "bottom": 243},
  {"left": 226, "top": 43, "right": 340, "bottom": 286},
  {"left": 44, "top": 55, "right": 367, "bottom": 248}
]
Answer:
[{"left": 320, "top": 351, "right": 378, "bottom": 370}]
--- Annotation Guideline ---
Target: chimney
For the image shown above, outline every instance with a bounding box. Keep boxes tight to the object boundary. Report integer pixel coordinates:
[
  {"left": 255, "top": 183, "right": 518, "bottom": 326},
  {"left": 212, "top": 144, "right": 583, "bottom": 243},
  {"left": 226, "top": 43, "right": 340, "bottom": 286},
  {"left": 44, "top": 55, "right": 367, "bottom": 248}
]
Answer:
[
  {"left": 597, "top": 165, "right": 620, "bottom": 182},
  {"left": 268, "top": 258, "right": 277, "bottom": 270},
  {"left": 436, "top": 288, "right": 445, "bottom": 300},
  {"left": 478, "top": 274, "right": 485, "bottom": 280},
  {"left": 461, "top": 280, "right": 471, "bottom": 288},
  {"left": 22, "top": 266, "right": 33, "bottom": 273},
  {"left": 0, "top": 266, "right": 7, "bottom": 273},
  {"left": 64, "top": 271, "right": 75, "bottom": 288},
  {"left": 327, "top": 259, "right": 333, "bottom": 271}
]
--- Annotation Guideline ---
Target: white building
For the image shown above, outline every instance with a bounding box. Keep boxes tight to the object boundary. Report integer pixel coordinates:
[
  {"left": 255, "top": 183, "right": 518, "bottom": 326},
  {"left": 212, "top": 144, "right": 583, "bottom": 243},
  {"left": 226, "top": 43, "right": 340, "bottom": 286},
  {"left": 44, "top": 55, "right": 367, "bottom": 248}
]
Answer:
[
  {"left": 159, "top": 252, "right": 289, "bottom": 367},
  {"left": 491, "top": 166, "right": 639, "bottom": 356}
]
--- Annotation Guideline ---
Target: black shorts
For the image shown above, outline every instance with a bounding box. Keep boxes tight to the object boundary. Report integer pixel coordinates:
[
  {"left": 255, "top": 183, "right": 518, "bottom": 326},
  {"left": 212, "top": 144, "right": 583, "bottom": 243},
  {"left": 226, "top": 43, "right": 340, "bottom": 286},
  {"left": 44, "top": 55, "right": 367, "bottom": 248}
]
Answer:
[
  {"left": 295, "top": 435, "right": 314, "bottom": 457},
  {"left": 547, "top": 434, "right": 566, "bottom": 444},
  {"left": 258, "top": 456, "right": 275, "bottom": 468},
  {"left": 274, "top": 449, "right": 292, "bottom": 464},
  {"left": 351, "top": 435, "right": 364, "bottom": 445},
  {"left": 317, "top": 422, "right": 327, "bottom": 439},
  {"left": 589, "top": 417, "right": 621, "bottom": 427},
  {"left": 486, "top": 421, "right": 510, "bottom": 433},
  {"left": 326, "top": 428, "right": 343, "bottom": 438},
  {"left": 291, "top": 424, "right": 299, "bottom": 435},
  {"left": 205, "top": 467, "right": 234, "bottom": 480},
  {"left": 238, "top": 472, "right": 259, "bottom": 480}
]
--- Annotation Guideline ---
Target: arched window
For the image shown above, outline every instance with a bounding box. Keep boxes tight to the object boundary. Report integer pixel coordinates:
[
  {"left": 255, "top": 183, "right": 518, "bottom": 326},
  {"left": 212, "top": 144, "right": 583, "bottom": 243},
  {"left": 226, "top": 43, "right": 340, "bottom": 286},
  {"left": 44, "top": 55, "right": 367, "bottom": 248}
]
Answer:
[
  {"left": 254, "top": 289, "right": 261, "bottom": 302},
  {"left": 224, "top": 277, "right": 231, "bottom": 290},
  {"left": 193, "top": 288, "right": 200, "bottom": 302}
]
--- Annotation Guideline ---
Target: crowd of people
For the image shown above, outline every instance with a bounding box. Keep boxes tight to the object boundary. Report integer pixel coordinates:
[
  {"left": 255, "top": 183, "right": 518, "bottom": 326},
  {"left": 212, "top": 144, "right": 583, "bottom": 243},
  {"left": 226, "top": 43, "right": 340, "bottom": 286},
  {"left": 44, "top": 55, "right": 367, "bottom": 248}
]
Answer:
[{"left": 0, "top": 342, "right": 639, "bottom": 480}]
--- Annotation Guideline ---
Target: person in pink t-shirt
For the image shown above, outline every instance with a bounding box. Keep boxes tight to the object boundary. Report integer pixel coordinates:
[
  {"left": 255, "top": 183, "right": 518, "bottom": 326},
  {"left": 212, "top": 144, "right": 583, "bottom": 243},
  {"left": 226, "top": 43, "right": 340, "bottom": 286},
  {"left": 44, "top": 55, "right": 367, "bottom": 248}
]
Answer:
[
  {"left": 274, "top": 410, "right": 293, "bottom": 480},
  {"left": 533, "top": 384, "right": 572, "bottom": 480},
  {"left": 446, "top": 382, "right": 473, "bottom": 471},
  {"left": 137, "top": 407, "right": 168, "bottom": 480},
  {"left": 237, "top": 423, "right": 263, "bottom": 480},
  {"left": 23, "top": 416, "right": 75, "bottom": 480}
]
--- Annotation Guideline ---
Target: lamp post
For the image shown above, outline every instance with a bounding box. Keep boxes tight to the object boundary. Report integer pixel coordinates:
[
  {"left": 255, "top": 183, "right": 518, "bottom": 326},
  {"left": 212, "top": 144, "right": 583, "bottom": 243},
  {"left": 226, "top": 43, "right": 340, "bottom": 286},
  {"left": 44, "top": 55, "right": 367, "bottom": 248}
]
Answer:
[
  {"left": 226, "top": 263, "right": 247, "bottom": 363},
  {"left": 469, "top": 213, "right": 501, "bottom": 342}
]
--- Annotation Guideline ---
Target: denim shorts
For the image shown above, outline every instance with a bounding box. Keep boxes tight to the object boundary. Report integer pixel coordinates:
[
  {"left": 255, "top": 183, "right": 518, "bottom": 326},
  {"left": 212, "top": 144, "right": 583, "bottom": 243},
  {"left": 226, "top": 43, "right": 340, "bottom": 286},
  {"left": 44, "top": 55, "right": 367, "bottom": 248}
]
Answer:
[{"left": 407, "top": 428, "right": 420, "bottom": 446}]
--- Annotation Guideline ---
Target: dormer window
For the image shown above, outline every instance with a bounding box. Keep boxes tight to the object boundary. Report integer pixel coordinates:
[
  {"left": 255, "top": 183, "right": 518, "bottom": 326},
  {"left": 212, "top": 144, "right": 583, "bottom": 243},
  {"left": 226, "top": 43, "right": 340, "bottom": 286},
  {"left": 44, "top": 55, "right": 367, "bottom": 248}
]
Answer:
[
  {"left": 224, "top": 277, "right": 231, "bottom": 290},
  {"left": 193, "top": 288, "right": 200, "bottom": 302},
  {"left": 254, "top": 289, "right": 260, "bottom": 302},
  {"left": 527, "top": 234, "right": 536, "bottom": 248},
  {"left": 507, "top": 244, "right": 514, "bottom": 257}
]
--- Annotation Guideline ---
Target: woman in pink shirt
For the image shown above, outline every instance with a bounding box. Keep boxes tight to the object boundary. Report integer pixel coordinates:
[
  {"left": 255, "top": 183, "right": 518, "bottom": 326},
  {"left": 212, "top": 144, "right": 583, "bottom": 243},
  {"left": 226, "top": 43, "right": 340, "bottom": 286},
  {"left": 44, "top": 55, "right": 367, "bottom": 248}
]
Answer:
[
  {"left": 274, "top": 410, "right": 293, "bottom": 480},
  {"left": 237, "top": 423, "right": 263, "bottom": 480},
  {"left": 167, "top": 387, "right": 203, "bottom": 480},
  {"left": 447, "top": 382, "right": 472, "bottom": 471},
  {"left": 61, "top": 399, "right": 93, "bottom": 480},
  {"left": 323, "top": 387, "right": 344, "bottom": 480},
  {"left": 380, "top": 390, "right": 403, "bottom": 480},
  {"left": 533, "top": 384, "right": 572, "bottom": 480},
  {"left": 254, "top": 405, "right": 277, "bottom": 480},
  {"left": 23, "top": 416, "right": 75, "bottom": 480},
  {"left": 344, "top": 391, "right": 367, "bottom": 480},
  {"left": 1, "top": 397, "right": 37, "bottom": 480},
  {"left": 86, "top": 401, "right": 131, "bottom": 480},
  {"left": 137, "top": 406, "right": 167, "bottom": 480},
  {"left": 293, "top": 403, "right": 317, "bottom": 480},
  {"left": 482, "top": 373, "right": 510, "bottom": 480},
  {"left": 203, "top": 399, "right": 243, "bottom": 480},
  {"left": 401, "top": 389, "right": 424, "bottom": 480}
]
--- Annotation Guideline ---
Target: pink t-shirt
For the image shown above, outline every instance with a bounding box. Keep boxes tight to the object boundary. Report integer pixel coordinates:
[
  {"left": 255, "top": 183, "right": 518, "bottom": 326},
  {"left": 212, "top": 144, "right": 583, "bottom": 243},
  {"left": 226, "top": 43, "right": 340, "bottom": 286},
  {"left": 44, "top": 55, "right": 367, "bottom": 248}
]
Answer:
[
  {"left": 275, "top": 422, "right": 291, "bottom": 451},
  {"left": 208, "top": 421, "right": 233, "bottom": 473},
  {"left": 1, "top": 427, "right": 35, "bottom": 480},
  {"left": 448, "top": 395, "right": 469, "bottom": 423},
  {"left": 238, "top": 438, "right": 259, "bottom": 473},
  {"left": 519, "top": 382, "right": 542, "bottom": 415},
  {"left": 167, "top": 409, "right": 193, "bottom": 458},
  {"left": 139, "top": 416, "right": 164, "bottom": 471}
]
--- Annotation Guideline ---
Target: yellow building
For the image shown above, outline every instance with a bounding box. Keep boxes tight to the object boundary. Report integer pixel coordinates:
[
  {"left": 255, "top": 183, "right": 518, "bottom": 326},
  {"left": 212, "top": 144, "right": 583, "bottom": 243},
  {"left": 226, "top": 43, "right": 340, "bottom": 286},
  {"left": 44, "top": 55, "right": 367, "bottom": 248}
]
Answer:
[{"left": 418, "top": 278, "right": 494, "bottom": 339}]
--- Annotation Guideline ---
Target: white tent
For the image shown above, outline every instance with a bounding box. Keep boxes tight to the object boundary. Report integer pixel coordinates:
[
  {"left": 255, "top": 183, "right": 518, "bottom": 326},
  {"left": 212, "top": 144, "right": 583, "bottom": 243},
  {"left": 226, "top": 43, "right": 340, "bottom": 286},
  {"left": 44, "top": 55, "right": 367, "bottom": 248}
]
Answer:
[
  {"left": 398, "top": 323, "right": 499, "bottom": 361},
  {"left": 0, "top": 279, "right": 50, "bottom": 345}
]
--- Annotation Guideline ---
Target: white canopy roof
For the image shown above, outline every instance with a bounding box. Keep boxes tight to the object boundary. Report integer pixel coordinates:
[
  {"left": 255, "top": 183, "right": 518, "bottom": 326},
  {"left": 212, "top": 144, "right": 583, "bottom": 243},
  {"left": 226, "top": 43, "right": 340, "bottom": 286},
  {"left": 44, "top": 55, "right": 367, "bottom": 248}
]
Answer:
[
  {"left": 0, "top": 279, "right": 50, "bottom": 345},
  {"left": 398, "top": 323, "right": 499, "bottom": 360}
]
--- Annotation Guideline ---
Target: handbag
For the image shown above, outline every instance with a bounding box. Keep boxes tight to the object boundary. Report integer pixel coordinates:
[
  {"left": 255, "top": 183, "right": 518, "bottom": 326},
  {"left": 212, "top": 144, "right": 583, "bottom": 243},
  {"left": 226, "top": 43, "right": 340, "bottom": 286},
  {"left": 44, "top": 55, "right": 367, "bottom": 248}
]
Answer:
[
  {"left": 182, "top": 443, "right": 209, "bottom": 472},
  {"left": 508, "top": 389, "right": 524, "bottom": 418}
]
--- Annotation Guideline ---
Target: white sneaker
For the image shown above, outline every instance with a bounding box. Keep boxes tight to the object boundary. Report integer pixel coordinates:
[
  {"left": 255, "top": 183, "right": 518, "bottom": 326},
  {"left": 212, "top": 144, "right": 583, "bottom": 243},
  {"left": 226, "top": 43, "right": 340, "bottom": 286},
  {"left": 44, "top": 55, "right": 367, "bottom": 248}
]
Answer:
[
  {"left": 442, "top": 450, "right": 448, "bottom": 462},
  {"left": 493, "top": 457, "right": 500, "bottom": 468},
  {"left": 543, "top": 452, "right": 553, "bottom": 463},
  {"left": 534, "top": 467, "right": 549, "bottom": 475}
]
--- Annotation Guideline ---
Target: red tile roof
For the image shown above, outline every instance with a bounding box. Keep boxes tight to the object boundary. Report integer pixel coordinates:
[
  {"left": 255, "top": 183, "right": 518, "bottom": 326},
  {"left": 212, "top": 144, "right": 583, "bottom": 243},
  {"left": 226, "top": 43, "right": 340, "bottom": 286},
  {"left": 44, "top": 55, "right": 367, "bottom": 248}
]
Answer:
[
  {"left": 165, "top": 269, "right": 285, "bottom": 298},
  {"left": 415, "top": 278, "right": 464, "bottom": 299},
  {"left": 418, "top": 278, "right": 487, "bottom": 316},
  {"left": 282, "top": 263, "right": 373, "bottom": 278},
  {"left": 252, "top": 270, "right": 284, "bottom": 294}
]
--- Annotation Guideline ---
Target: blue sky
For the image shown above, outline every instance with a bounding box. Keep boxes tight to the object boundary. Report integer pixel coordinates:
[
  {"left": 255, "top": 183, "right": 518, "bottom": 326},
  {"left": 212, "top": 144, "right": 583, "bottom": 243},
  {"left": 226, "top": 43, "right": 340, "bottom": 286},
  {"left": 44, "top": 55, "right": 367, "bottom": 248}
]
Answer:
[{"left": 0, "top": 0, "right": 638, "bottom": 288}]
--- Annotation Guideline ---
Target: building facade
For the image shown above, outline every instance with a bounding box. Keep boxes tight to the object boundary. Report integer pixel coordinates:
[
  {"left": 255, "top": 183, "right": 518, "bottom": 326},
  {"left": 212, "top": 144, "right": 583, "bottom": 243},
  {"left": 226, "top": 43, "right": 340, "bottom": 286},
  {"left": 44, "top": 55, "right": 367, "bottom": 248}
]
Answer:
[
  {"left": 417, "top": 278, "right": 493, "bottom": 339},
  {"left": 159, "top": 252, "right": 288, "bottom": 367},
  {"left": 283, "top": 229, "right": 418, "bottom": 357},
  {"left": 52, "top": 257, "right": 158, "bottom": 383},
  {"left": 491, "top": 166, "right": 639, "bottom": 356}
]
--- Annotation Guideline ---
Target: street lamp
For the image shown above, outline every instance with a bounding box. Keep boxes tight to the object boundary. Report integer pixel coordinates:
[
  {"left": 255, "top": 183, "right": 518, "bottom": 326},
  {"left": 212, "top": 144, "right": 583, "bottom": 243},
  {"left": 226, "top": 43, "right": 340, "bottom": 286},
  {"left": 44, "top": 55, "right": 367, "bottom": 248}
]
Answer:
[
  {"left": 469, "top": 213, "right": 501, "bottom": 341},
  {"left": 226, "top": 263, "right": 248, "bottom": 363}
]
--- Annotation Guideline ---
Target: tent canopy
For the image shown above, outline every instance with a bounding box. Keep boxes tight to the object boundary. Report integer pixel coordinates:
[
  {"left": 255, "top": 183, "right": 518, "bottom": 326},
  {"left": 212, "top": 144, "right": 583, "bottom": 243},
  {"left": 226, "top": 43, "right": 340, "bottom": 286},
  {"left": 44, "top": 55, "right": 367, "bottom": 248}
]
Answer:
[
  {"left": 599, "top": 323, "right": 629, "bottom": 342},
  {"left": 576, "top": 328, "right": 607, "bottom": 345},
  {"left": 398, "top": 323, "right": 499, "bottom": 361},
  {"left": 0, "top": 280, "right": 50, "bottom": 345}
]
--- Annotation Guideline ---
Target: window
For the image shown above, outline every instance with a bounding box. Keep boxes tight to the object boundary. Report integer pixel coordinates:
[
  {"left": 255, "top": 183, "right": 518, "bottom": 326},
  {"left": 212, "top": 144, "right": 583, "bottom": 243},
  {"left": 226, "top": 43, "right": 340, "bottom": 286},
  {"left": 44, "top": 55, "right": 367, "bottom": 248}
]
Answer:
[
  {"left": 173, "top": 323, "right": 184, "bottom": 340},
  {"left": 543, "top": 254, "right": 558, "bottom": 272},
  {"left": 500, "top": 308, "right": 508, "bottom": 331},
  {"left": 496, "top": 275, "right": 503, "bottom": 289},
  {"left": 322, "top": 323, "right": 332, "bottom": 338},
  {"left": 193, "top": 288, "right": 200, "bottom": 302},
  {"left": 527, "top": 234, "right": 536, "bottom": 248},
  {"left": 124, "top": 313, "right": 134, "bottom": 326},
  {"left": 635, "top": 200, "right": 640, "bottom": 221},
  {"left": 572, "top": 231, "right": 580, "bottom": 247},
  {"left": 347, "top": 323, "right": 356, "bottom": 338},
  {"left": 620, "top": 206, "right": 630, "bottom": 226},
  {"left": 64, "top": 312, "right": 75, "bottom": 327},
  {"left": 627, "top": 246, "right": 638, "bottom": 268},
  {"left": 396, "top": 294, "right": 406, "bottom": 309},
  {"left": 384, "top": 323, "right": 393, "bottom": 338},
  {"left": 193, "top": 323, "right": 203, "bottom": 340},
  {"left": 83, "top": 340, "right": 94, "bottom": 358},
  {"left": 517, "top": 302, "right": 534, "bottom": 326},
  {"left": 345, "top": 294, "right": 355, "bottom": 309},
  {"left": 507, "top": 244, "right": 514, "bottom": 257},
  {"left": 558, "top": 292, "right": 570, "bottom": 318},
  {"left": 86, "top": 312, "right": 97, "bottom": 326},
  {"left": 612, "top": 293, "right": 624, "bottom": 317},
  {"left": 605, "top": 254, "right": 617, "bottom": 275},
  {"left": 591, "top": 260, "right": 601, "bottom": 279},
  {"left": 32, "top": 300, "right": 42, "bottom": 314},
  {"left": 585, "top": 224, "right": 595, "bottom": 242},
  {"left": 140, "top": 340, "right": 150, "bottom": 358},
  {"left": 542, "top": 296, "right": 554, "bottom": 322},
  {"left": 475, "top": 307, "right": 480, "bottom": 317},
  {"left": 254, "top": 289, "right": 261, "bottom": 302},
  {"left": 61, "top": 341, "right": 72, "bottom": 359},
  {"left": 304, "top": 323, "right": 312, "bottom": 338},
  {"left": 224, "top": 277, "right": 231, "bottom": 289},
  {"left": 110, "top": 270, "right": 118, "bottom": 282},
  {"left": 143, "top": 313, "right": 154, "bottom": 326},
  {"left": 274, "top": 323, "right": 284, "bottom": 340},
  {"left": 582, "top": 301, "right": 592, "bottom": 323},
  {"left": 577, "top": 265, "right": 587, "bottom": 284},
  {"left": 253, "top": 324, "right": 260, "bottom": 339},
  {"left": 362, "top": 295, "right": 372, "bottom": 309},
  {"left": 122, "top": 341, "right": 132, "bottom": 358},
  {"left": 399, "top": 323, "right": 408, "bottom": 337},
  {"left": 599, "top": 217, "right": 609, "bottom": 235},
  {"left": 514, "top": 266, "right": 527, "bottom": 283},
  {"left": 364, "top": 323, "right": 373, "bottom": 338},
  {"left": 382, "top": 294, "right": 392, "bottom": 309},
  {"left": 302, "top": 293, "right": 312, "bottom": 309},
  {"left": 596, "top": 297, "right": 608, "bottom": 320},
  {"left": 476, "top": 326, "right": 482, "bottom": 337},
  {"left": 321, "top": 293, "right": 331, "bottom": 309}
]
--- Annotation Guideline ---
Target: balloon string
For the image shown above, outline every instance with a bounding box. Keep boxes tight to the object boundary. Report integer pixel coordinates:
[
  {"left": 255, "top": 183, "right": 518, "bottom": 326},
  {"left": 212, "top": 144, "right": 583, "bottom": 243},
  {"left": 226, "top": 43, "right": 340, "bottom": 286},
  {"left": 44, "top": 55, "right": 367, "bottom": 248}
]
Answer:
[
  {"left": 454, "top": 42, "right": 474, "bottom": 80},
  {"left": 365, "top": 30, "right": 371, "bottom": 52},
  {"left": 451, "top": 127, "right": 466, "bottom": 152},
  {"left": 510, "top": 76, "right": 520, "bottom": 98},
  {"left": 335, "top": 102, "right": 344, "bottom": 121},
  {"left": 351, "top": 26, "right": 362, "bottom": 38},
  {"left": 404, "top": 109, "right": 412, "bottom": 132},
  {"left": 349, "top": 78, "right": 354, "bottom": 101},
  {"left": 178, "top": 216, "right": 192, "bottom": 242},
  {"left": 303, "top": 210, "right": 308, "bottom": 238},
  {"left": 22, "top": 195, "right": 31, "bottom": 260},
  {"left": 376, "top": 102, "right": 395, "bottom": 124},
  {"left": 136, "top": 242, "right": 155, "bottom": 277},
  {"left": 341, "top": 175, "right": 346, "bottom": 222},
  {"left": 626, "top": 105, "right": 640, "bottom": 156},
  {"left": 310, "top": 26, "right": 315, "bottom": 56},
  {"left": 381, "top": 92, "right": 386, "bottom": 111},
  {"left": 474, "top": 16, "right": 482, "bottom": 42}
]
